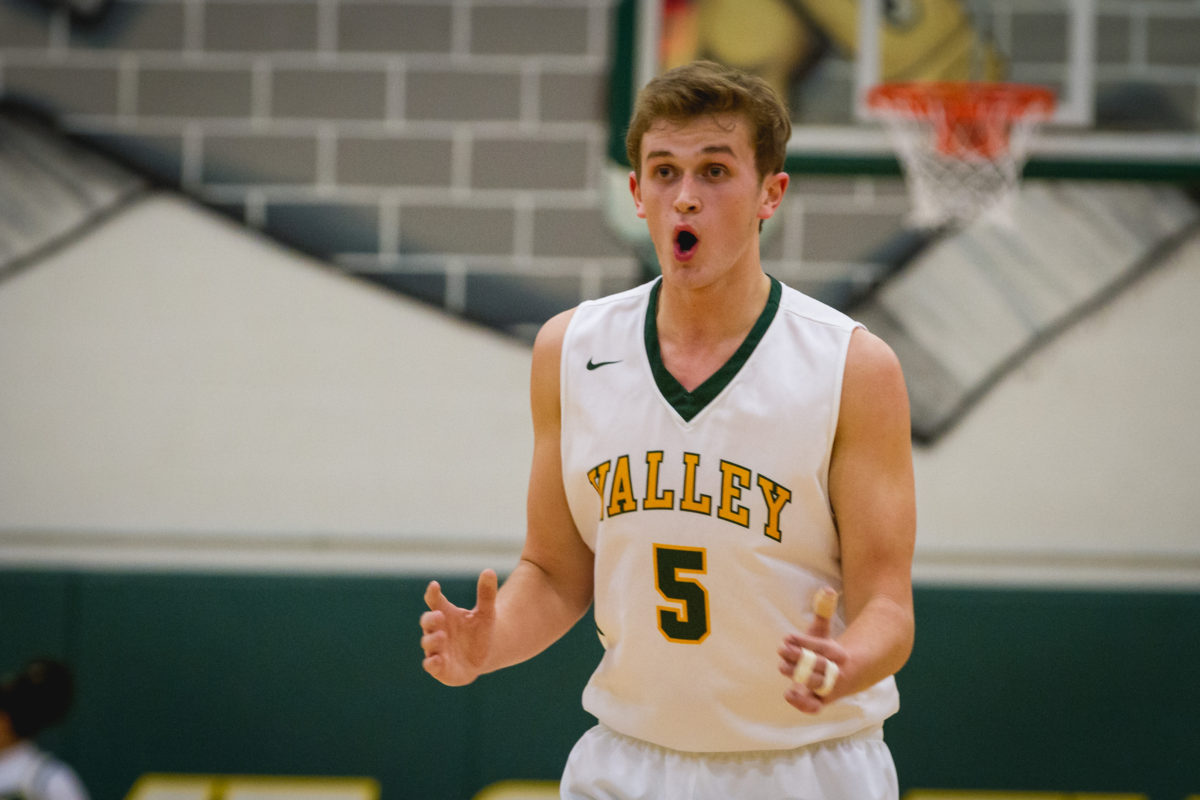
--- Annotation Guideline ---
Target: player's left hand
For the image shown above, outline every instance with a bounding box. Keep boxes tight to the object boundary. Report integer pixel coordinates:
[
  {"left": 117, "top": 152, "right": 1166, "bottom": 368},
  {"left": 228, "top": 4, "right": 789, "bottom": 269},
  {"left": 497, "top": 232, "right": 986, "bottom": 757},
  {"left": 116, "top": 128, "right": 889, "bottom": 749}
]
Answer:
[
  {"left": 778, "top": 586, "right": 848, "bottom": 714},
  {"left": 420, "top": 568, "right": 499, "bottom": 687}
]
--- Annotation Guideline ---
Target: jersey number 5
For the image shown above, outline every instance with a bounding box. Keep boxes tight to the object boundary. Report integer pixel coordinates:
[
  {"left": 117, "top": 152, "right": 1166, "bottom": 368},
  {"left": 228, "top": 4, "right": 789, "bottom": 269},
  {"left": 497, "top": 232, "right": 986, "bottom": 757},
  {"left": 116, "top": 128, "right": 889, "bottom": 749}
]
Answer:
[{"left": 653, "top": 544, "right": 710, "bottom": 643}]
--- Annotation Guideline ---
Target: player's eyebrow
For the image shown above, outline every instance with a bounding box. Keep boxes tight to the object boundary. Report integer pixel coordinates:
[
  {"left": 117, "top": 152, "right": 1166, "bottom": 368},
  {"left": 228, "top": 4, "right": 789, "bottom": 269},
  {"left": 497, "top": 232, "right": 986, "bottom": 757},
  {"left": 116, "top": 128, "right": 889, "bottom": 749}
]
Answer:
[{"left": 644, "top": 144, "right": 737, "bottom": 161}]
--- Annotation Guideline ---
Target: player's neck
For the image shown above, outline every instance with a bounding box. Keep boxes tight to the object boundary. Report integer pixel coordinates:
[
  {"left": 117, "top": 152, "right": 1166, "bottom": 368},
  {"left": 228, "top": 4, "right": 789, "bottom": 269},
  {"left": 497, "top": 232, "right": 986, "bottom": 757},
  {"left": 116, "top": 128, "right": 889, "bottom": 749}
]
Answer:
[
  {"left": 655, "top": 270, "right": 771, "bottom": 392},
  {"left": 657, "top": 269, "right": 771, "bottom": 346}
]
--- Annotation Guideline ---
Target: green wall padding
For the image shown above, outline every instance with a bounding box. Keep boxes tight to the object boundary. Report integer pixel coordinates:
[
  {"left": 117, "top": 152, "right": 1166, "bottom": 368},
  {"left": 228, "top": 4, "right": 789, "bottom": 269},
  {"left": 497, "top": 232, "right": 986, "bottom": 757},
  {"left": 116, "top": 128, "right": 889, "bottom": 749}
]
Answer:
[{"left": 2, "top": 570, "right": 1196, "bottom": 800}]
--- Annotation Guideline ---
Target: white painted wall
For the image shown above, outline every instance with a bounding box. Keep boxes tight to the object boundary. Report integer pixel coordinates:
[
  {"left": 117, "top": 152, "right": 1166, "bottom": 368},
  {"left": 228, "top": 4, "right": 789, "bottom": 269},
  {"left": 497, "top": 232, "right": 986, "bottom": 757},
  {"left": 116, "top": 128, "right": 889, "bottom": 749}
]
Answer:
[
  {"left": 912, "top": 230, "right": 1200, "bottom": 587},
  {"left": 0, "top": 193, "right": 533, "bottom": 573},
  {"left": 2, "top": 192, "right": 1197, "bottom": 586}
]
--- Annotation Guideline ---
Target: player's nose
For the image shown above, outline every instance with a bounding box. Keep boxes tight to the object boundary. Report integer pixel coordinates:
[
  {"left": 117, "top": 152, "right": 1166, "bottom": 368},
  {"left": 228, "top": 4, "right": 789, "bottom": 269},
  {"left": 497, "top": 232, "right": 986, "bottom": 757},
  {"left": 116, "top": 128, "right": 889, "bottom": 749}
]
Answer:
[{"left": 673, "top": 176, "right": 701, "bottom": 213}]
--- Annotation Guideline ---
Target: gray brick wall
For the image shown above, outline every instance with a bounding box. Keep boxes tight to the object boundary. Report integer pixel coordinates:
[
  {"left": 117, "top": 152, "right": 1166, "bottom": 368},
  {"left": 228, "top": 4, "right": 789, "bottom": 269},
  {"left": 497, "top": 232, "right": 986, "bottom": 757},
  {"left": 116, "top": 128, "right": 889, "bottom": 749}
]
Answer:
[
  {"left": 137, "top": 66, "right": 252, "bottom": 116},
  {"left": 0, "top": 0, "right": 636, "bottom": 334},
  {"left": 71, "top": 2, "right": 185, "bottom": 50},
  {"left": 0, "top": 2, "right": 53, "bottom": 48},
  {"left": 1, "top": 0, "right": 1197, "bottom": 335},
  {"left": 336, "top": 3, "right": 453, "bottom": 53},
  {"left": 203, "top": 2, "right": 320, "bottom": 52},
  {"left": 4, "top": 62, "right": 121, "bottom": 114},
  {"left": 471, "top": 5, "right": 590, "bottom": 55},
  {"left": 405, "top": 68, "right": 523, "bottom": 121},
  {"left": 1147, "top": 14, "right": 1200, "bottom": 66},
  {"left": 336, "top": 135, "right": 453, "bottom": 187}
]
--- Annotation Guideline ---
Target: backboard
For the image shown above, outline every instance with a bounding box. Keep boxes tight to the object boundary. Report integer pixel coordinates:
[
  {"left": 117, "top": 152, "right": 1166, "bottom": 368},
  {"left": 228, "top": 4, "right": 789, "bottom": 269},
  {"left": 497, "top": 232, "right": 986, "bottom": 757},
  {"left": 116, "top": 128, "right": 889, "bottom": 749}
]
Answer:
[{"left": 609, "top": 0, "right": 1200, "bottom": 182}]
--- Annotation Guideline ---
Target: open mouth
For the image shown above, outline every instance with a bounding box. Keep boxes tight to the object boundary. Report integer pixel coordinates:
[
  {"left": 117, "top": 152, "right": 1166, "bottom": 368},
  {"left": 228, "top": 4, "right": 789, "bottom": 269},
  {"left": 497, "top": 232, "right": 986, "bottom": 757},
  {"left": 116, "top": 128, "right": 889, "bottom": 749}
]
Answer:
[{"left": 674, "top": 229, "right": 699, "bottom": 259}]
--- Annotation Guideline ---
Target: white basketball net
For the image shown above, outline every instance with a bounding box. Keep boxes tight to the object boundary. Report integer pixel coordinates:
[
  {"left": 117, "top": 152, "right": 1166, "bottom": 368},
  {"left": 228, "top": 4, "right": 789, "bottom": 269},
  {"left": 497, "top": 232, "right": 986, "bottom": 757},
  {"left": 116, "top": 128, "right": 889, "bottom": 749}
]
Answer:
[{"left": 869, "top": 83, "right": 1055, "bottom": 229}]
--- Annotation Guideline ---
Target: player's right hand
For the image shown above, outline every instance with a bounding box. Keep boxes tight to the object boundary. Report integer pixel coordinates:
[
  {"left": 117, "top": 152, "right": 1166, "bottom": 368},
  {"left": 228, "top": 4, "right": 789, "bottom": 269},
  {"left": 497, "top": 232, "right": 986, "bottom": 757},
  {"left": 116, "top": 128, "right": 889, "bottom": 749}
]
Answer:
[
  {"left": 778, "top": 585, "right": 846, "bottom": 713},
  {"left": 420, "top": 568, "right": 499, "bottom": 686}
]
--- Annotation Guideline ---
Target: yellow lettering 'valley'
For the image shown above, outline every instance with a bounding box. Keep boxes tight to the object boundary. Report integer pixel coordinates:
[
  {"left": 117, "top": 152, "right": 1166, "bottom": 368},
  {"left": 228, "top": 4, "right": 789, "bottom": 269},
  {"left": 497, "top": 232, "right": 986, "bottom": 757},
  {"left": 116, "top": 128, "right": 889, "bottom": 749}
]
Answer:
[{"left": 586, "top": 451, "right": 793, "bottom": 540}]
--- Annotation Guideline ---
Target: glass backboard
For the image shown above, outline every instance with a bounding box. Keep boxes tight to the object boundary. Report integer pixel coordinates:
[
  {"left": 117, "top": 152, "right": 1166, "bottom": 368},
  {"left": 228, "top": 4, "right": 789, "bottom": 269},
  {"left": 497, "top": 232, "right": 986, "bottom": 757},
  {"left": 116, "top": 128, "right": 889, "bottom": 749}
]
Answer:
[{"left": 609, "top": 0, "right": 1200, "bottom": 181}]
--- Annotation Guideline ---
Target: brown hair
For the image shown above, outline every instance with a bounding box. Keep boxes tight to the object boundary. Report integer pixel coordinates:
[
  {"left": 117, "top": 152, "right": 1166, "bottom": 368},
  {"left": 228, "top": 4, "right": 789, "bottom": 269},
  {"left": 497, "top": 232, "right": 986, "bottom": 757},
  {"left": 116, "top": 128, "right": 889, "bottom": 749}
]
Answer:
[{"left": 625, "top": 60, "right": 792, "bottom": 179}]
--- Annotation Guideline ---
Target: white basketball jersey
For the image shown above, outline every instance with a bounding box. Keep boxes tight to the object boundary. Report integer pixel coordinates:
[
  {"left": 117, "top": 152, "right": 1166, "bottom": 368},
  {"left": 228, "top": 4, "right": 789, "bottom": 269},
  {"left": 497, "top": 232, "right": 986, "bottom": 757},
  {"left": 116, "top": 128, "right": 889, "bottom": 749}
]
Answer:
[{"left": 560, "top": 276, "right": 899, "bottom": 753}]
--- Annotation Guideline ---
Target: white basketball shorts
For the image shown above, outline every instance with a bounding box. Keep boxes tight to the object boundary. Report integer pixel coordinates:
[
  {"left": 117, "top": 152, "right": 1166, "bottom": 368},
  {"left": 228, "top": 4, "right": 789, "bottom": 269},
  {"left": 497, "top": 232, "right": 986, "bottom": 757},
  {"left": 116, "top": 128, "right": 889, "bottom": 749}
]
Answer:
[{"left": 560, "top": 723, "right": 897, "bottom": 800}]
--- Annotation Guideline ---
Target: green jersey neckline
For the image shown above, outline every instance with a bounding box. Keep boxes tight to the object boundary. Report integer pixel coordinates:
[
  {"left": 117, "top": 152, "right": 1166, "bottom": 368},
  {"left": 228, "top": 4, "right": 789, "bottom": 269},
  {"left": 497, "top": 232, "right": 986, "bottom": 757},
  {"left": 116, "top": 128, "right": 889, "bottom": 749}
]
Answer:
[{"left": 644, "top": 276, "right": 782, "bottom": 422}]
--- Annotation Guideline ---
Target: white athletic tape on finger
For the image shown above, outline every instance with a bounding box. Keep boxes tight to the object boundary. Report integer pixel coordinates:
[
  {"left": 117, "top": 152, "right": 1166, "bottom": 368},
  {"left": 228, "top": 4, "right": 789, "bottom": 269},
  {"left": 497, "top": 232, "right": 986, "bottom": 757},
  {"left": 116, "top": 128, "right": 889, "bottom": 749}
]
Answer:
[
  {"left": 812, "top": 587, "right": 838, "bottom": 620},
  {"left": 814, "top": 660, "right": 839, "bottom": 697},
  {"left": 792, "top": 647, "right": 818, "bottom": 685}
]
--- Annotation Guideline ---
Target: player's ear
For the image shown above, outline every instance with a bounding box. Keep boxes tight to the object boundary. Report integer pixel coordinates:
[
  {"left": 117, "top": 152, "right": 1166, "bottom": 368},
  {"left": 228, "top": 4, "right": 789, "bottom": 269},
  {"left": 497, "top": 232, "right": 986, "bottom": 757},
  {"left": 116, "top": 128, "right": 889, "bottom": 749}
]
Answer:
[
  {"left": 629, "top": 170, "right": 647, "bottom": 219},
  {"left": 758, "top": 171, "right": 789, "bottom": 221}
]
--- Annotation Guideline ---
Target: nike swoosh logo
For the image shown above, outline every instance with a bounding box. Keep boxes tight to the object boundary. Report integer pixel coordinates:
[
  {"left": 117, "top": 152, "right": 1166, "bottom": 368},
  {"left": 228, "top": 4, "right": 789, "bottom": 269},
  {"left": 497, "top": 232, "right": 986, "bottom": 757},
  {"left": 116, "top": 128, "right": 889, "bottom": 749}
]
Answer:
[{"left": 586, "top": 358, "right": 622, "bottom": 370}]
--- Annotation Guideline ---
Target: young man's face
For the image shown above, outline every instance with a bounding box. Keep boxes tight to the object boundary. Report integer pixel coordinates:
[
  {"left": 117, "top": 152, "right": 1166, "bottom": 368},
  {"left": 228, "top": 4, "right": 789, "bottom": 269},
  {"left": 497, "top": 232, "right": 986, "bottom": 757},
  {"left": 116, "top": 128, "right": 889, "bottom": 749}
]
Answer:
[{"left": 630, "top": 112, "right": 787, "bottom": 290}]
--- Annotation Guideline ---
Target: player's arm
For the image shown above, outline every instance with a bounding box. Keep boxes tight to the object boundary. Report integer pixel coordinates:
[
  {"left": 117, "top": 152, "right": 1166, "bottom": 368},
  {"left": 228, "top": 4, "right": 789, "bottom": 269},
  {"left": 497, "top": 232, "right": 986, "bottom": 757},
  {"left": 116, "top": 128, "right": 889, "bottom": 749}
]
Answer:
[
  {"left": 781, "top": 327, "right": 915, "bottom": 710},
  {"left": 827, "top": 327, "right": 916, "bottom": 693},
  {"left": 488, "top": 307, "right": 596, "bottom": 667},
  {"left": 421, "top": 309, "right": 595, "bottom": 685}
]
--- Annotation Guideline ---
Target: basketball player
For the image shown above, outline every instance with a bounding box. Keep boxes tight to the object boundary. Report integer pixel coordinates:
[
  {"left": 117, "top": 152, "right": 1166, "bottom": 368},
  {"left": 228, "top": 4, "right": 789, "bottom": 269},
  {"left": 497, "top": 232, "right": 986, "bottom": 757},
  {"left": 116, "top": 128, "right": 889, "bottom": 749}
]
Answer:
[
  {"left": 420, "top": 60, "right": 916, "bottom": 799},
  {"left": 0, "top": 659, "right": 90, "bottom": 800}
]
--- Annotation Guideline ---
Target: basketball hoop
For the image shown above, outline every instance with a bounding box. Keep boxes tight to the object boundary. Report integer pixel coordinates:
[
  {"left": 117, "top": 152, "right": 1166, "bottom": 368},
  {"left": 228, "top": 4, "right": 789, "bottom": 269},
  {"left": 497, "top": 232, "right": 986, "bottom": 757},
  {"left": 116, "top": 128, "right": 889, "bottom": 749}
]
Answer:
[{"left": 866, "top": 82, "right": 1056, "bottom": 229}]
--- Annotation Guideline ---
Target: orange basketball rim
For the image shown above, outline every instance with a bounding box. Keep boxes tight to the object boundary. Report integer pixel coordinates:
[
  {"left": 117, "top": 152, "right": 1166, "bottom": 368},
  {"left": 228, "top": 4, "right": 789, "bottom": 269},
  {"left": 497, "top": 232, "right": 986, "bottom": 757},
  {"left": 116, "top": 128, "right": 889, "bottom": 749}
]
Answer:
[{"left": 867, "top": 81, "right": 1056, "bottom": 159}]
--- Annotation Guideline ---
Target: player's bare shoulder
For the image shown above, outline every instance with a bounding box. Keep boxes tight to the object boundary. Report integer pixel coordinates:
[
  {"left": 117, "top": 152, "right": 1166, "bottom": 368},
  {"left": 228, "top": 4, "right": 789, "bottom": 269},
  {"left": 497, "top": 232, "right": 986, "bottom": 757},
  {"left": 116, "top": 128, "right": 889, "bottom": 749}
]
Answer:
[
  {"left": 839, "top": 328, "right": 911, "bottom": 438},
  {"left": 530, "top": 308, "right": 577, "bottom": 388},
  {"left": 529, "top": 307, "right": 578, "bottom": 426},
  {"left": 847, "top": 328, "right": 905, "bottom": 391},
  {"left": 532, "top": 307, "right": 576, "bottom": 354}
]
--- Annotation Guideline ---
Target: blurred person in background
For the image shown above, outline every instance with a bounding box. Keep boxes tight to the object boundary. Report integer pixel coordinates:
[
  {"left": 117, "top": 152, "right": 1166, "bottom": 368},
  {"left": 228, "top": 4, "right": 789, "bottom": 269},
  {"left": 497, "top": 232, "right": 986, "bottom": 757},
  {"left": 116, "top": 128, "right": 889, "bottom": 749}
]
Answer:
[{"left": 0, "top": 659, "right": 89, "bottom": 800}]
